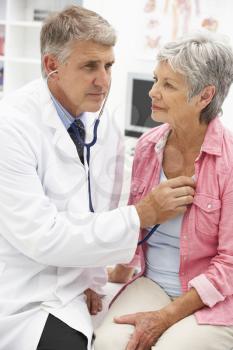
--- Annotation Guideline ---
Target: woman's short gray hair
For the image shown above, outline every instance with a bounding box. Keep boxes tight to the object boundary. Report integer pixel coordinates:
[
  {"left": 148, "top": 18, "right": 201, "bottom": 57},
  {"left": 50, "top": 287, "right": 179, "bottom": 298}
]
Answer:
[
  {"left": 157, "top": 31, "right": 233, "bottom": 123},
  {"left": 40, "top": 5, "right": 116, "bottom": 77}
]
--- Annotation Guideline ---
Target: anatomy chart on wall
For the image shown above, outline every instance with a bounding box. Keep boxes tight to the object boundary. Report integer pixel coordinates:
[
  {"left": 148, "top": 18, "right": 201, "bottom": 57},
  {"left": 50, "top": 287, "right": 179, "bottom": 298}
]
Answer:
[{"left": 139, "top": 0, "right": 232, "bottom": 60}]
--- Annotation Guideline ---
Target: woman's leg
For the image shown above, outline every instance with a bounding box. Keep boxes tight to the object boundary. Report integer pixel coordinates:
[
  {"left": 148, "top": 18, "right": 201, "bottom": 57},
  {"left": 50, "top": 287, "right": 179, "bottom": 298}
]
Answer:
[
  {"left": 153, "top": 314, "right": 233, "bottom": 350},
  {"left": 94, "top": 277, "right": 171, "bottom": 350},
  {"left": 37, "top": 314, "right": 88, "bottom": 350}
]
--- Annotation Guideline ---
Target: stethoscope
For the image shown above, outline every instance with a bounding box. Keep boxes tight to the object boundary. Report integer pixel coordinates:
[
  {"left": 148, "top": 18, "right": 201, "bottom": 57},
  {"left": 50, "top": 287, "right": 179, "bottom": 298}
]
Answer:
[
  {"left": 137, "top": 224, "right": 160, "bottom": 245},
  {"left": 47, "top": 70, "right": 159, "bottom": 245},
  {"left": 47, "top": 69, "right": 110, "bottom": 213}
]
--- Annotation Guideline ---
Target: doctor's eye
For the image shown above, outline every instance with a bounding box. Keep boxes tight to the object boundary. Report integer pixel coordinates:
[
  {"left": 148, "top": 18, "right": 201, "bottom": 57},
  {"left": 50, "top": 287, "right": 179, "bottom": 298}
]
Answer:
[
  {"left": 86, "top": 65, "right": 97, "bottom": 70},
  {"left": 84, "top": 62, "right": 98, "bottom": 71},
  {"left": 105, "top": 63, "right": 114, "bottom": 71}
]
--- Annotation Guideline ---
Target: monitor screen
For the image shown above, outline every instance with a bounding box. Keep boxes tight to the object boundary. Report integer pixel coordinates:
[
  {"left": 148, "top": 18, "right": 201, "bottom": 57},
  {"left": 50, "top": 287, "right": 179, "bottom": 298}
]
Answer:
[{"left": 125, "top": 72, "right": 161, "bottom": 137}]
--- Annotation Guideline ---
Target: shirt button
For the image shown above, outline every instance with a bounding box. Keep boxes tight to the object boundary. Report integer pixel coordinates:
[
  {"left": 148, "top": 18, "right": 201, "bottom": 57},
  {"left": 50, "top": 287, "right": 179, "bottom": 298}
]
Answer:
[
  {"left": 183, "top": 235, "right": 187, "bottom": 240},
  {"left": 183, "top": 256, "right": 187, "bottom": 260},
  {"left": 207, "top": 203, "right": 212, "bottom": 209}
]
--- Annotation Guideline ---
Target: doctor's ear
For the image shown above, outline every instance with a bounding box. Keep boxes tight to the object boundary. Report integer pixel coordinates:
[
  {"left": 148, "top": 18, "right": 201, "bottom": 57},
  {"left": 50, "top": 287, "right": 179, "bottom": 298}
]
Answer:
[{"left": 43, "top": 54, "right": 59, "bottom": 79}]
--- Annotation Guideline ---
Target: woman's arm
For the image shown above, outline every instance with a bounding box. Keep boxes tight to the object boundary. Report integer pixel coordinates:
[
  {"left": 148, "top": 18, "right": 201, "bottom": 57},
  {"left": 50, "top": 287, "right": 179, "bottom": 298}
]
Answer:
[
  {"left": 189, "top": 166, "right": 233, "bottom": 308},
  {"left": 161, "top": 287, "right": 205, "bottom": 326}
]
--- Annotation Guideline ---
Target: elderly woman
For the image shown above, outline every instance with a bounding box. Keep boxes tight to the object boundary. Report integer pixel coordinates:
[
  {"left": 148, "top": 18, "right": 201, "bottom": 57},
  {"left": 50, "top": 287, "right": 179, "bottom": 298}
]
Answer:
[{"left": 94, "top": 31, "right": 233, "bottom": 350}]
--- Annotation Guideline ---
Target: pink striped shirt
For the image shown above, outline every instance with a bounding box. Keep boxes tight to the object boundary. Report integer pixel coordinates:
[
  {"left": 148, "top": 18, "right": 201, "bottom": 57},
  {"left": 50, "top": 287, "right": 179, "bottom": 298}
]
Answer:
[{"left": 125, "top": 117, "right": 233, "bottom": 325}]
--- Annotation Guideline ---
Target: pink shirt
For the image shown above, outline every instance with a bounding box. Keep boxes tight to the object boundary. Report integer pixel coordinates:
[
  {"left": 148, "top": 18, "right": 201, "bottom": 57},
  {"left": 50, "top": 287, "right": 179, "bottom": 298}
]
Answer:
[{"left": 126, "top": 117, "right": 233, "bottom": 326}]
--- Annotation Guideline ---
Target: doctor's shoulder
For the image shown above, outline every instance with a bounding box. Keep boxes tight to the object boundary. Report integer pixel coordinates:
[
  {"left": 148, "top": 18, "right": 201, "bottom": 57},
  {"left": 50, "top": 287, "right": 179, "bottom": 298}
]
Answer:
[{"left": 0, "top": 79, "right": 43, "bottom": 127}]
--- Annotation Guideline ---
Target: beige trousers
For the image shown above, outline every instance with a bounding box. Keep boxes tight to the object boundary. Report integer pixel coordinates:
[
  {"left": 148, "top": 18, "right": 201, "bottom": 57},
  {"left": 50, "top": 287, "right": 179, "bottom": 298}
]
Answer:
[{"left": 94, "top": 277, "right": 233, "bottom": 350}]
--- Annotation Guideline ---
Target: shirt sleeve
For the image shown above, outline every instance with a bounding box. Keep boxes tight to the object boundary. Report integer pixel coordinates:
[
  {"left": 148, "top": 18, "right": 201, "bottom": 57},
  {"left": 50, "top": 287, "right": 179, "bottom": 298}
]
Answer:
[{"left": 189, "top": 166, "right": 233, "bottom": 307}]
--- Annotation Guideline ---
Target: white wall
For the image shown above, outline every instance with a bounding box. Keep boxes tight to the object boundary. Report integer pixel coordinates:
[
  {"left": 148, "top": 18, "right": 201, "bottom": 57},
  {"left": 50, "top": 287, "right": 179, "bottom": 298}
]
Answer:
[{"left": 83, "top": 0, "right": 233, "bottom": 132}]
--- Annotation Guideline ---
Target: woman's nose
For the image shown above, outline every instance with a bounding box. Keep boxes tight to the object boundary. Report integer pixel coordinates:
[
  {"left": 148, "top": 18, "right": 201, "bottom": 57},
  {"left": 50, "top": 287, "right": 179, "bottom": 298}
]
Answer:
[{"left": 149, "top": 82, "right": 162, "bottom": 100}]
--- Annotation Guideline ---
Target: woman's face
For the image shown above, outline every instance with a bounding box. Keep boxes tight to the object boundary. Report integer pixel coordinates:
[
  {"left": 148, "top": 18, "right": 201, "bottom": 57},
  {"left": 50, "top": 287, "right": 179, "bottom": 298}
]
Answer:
[{"left": 149, "top": 61, "right": 200, "bottom": 126}]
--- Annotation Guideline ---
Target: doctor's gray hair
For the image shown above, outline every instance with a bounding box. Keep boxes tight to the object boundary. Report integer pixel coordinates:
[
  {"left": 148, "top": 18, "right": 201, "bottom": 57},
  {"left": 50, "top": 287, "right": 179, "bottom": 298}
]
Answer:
[
  {"left": 157, "top": 31, "right": 233, "bottom": 124},
  {"left": 40, "top": 5, "right": 116, "bottom": 78}
]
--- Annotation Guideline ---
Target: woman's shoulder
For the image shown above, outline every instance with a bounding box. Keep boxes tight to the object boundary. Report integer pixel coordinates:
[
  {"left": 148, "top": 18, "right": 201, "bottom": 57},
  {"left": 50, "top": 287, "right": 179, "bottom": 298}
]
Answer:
[
  {"left": 207, "top": 118, "right": 233, "bottom": 172},
  {"left": 221, "top": 126, "right": 233, "bottom": 168}
]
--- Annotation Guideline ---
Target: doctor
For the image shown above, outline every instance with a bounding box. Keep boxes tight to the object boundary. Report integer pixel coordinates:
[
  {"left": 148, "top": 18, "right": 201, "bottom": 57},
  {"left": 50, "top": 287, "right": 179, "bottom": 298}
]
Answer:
[{"left": 0, "top": 5, "right": 195, "bottom": 350}]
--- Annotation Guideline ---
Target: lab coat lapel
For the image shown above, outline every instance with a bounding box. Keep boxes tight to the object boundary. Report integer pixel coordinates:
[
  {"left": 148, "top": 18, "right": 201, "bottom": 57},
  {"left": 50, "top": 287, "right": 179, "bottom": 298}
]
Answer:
[{"left": 40, "top": 82, "right": 80, "bottom": 161}]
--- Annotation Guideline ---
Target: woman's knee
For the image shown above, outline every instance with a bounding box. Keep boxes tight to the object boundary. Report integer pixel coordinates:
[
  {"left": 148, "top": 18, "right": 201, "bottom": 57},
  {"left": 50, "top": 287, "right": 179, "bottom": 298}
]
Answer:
[
  {"left": 152, "top": 316, "right": 233, "bottom": 350},
  {"left": 94, "top": 323, "right": 134, "bottom": 350}
]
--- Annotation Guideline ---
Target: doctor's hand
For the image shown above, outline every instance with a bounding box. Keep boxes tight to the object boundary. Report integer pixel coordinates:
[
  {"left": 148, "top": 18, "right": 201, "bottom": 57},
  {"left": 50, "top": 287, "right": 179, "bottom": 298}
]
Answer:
[
  {"left": 135, "top": 176, "right": 195, "bottom": 228},
  {"left": 114, "top": 310, "right": 169, "bottom": 350},
  {"left": 108, "top": 265, "right": 135, "bottom": 283},
  {"left": 84, "top": 289, "right": 102, "bottom": 315}
]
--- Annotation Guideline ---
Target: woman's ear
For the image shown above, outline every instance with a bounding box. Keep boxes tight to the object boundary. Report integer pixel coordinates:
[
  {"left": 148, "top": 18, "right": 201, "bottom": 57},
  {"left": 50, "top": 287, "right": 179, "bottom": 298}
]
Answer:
[{"left": 199, "top": 85, "right": 216, "bottom": 110}]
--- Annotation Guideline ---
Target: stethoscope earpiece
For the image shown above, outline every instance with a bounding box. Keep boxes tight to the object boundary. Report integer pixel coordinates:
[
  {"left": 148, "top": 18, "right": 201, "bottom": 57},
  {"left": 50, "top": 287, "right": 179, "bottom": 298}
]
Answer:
[{"left": 47, "top": 70, "right": 58, "bottom": 78}]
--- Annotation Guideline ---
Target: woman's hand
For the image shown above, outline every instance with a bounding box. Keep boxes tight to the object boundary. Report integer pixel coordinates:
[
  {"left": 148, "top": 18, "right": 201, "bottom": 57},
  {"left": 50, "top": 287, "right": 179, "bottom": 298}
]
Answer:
[
  {"left": 114, "top": 310, "right": 169, "bottom": 350},
  {"left": 108, "top": 264, "right": 135, "bottom": 283},
  {"left": 114, "top": 288, "right": 205, "bottom": 350},
  {"left": 84, "top": 288, "right": 102, "bottom": 315}
]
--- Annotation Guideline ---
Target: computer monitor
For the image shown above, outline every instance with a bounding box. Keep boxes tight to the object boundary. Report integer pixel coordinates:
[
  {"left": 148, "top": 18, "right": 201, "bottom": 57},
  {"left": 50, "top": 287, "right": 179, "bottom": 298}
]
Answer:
[{"left": 125, "top": 72, "right": 160, "bottom": 137}]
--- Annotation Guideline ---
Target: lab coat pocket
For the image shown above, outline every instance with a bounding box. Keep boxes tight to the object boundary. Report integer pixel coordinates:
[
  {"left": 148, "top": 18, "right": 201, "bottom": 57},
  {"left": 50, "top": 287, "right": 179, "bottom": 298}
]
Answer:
[
  {"left": 194, "top": 193, "right": 221, "bottom": 236},
  {"left": 129, "top": 178, "right": 146, "bottom": 203}
]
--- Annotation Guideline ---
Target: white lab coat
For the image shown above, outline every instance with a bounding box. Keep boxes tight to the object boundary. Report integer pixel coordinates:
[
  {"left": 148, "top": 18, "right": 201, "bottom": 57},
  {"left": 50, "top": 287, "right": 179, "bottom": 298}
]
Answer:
[{"left": 0, "top": 79, "right": 140, "bottom": 350}]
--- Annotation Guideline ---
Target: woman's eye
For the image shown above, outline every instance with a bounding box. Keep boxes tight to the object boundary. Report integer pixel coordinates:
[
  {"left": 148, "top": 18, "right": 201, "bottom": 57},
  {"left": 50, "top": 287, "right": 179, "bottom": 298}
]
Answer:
[{"left": 164, "top": 82, "right": 173, "bottom": 88}]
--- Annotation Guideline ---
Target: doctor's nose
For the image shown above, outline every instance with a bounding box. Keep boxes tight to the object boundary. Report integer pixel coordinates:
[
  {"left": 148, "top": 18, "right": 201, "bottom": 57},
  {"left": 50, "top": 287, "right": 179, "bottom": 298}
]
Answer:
[{"left": 94, "top": 69, "right": 111, "bottom": 89}]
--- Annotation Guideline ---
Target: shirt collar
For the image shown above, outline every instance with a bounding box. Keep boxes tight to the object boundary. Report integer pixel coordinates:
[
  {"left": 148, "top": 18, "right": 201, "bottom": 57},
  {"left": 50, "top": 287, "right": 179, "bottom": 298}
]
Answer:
[
  {"left": 149, "top": 117, "right": 223, "bottom": 157},
  {"left": 50, "top": 94, "right": 83, "bottom": 130},
  {"left": 200, "top": 117, "right": 223, "bottom": 156}
]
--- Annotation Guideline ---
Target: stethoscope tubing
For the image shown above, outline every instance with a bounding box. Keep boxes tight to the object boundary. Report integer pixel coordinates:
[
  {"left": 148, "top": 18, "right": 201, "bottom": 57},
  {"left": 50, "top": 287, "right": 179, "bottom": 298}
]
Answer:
[
  {"left": 70, "top": 118, "right": 100, "bottom": 212},
  {"left": 46, "top": 70, "right": 108, "bottom": 213},
  {"left": 70, "top": 117, "right": 100, "bottom": 149},
  {"left": 68, "top": 82, "right": 110, "bottom": 212},
  {"left": 137, "top": 224, "right": 160, "bottom": 245}
]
